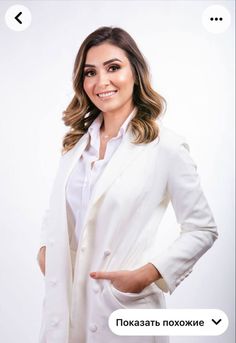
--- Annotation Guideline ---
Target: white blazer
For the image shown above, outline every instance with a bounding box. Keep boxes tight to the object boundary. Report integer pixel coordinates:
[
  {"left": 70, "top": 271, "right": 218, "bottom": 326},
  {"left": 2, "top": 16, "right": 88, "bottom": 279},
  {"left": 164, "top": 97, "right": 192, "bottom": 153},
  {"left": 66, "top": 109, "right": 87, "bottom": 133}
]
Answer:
[{"left": 38, "top": 119, "right": 218, "bottom": 343}]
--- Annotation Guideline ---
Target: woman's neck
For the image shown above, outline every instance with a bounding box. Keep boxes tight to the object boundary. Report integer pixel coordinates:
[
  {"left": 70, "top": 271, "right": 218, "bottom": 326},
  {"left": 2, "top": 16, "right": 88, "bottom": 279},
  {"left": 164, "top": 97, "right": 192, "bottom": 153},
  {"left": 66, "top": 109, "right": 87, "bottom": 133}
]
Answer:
[{"left": 100, "top": 104, "right": 135, "bottom": 137}]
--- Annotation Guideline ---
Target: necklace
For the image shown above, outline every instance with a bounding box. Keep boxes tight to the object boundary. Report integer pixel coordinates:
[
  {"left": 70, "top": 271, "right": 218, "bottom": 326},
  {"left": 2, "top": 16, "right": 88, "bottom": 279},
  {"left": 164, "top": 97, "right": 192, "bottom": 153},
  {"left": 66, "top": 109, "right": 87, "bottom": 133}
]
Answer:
[
  {"left": 100, "top": 125, "right": 115, "bottom": 141},
  {"left": 100, "top": 132, "right": 112, "bottom": 140},
  {"left": 100, "top": 120, "right": 118, "bottom": 141}
]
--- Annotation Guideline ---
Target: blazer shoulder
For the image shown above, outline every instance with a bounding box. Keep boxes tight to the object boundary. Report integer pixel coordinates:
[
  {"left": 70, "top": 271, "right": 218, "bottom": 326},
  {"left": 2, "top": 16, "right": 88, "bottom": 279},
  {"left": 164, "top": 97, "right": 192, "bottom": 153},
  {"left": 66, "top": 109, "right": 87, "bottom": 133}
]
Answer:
[{"left": 157, "top": 119, "right": 190, "bottom": 154}]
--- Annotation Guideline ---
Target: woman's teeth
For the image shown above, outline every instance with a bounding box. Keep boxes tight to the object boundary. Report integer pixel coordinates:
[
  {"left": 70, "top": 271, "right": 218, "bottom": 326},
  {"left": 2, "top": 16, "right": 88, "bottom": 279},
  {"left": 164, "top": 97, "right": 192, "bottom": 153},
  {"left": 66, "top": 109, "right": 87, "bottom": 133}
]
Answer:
[{"left": 97, "top": 91, "right": 117, "bottom": 98}]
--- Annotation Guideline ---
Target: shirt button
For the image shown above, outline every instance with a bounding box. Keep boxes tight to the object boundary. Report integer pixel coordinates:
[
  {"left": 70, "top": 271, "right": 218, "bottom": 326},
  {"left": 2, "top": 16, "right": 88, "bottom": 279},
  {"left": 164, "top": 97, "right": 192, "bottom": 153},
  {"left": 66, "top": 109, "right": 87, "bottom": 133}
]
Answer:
[
  {"left": 104, "top": 249, "right": 111, "bottom": 257},
  {"left": 89, "top": 323, "right": 97, "bottom": 332}
]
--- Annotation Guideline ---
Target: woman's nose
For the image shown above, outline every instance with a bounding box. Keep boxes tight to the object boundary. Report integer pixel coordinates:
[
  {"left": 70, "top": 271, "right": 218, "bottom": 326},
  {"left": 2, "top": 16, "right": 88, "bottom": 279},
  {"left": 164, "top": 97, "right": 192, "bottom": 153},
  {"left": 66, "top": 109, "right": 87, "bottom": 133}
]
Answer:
[{"left": 96, "top": 71, "right": 111, "bottom": 86}]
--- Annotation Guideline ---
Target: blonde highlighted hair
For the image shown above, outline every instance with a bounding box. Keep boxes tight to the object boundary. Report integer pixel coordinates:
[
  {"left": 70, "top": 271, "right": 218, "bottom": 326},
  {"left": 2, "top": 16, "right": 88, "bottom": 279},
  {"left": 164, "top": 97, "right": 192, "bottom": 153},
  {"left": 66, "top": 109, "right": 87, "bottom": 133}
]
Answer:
[{"left": 62, "top": 26, "right": 167, "bottom": 155}]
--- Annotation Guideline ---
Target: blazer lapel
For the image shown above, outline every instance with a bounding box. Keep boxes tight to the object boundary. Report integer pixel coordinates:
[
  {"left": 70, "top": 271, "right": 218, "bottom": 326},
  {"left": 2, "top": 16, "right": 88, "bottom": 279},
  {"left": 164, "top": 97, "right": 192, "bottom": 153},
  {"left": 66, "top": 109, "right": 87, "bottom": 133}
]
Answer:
[
  {"left": 88, "top": 129, "right": 160, "bottom": 209},
  {"left": 63, "top": 133, "right": 90, "bottom": 188},
  {"left": 62, "top": 121, "right": 160, "bottom": 229}
]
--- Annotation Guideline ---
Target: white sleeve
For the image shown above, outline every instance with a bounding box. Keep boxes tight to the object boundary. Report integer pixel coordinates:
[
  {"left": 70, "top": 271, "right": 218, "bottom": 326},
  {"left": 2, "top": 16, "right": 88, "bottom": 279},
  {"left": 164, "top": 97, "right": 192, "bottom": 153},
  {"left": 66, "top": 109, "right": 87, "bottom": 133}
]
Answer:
[{"left": 149, "top": 141, "right": 218, "bottom": 294}]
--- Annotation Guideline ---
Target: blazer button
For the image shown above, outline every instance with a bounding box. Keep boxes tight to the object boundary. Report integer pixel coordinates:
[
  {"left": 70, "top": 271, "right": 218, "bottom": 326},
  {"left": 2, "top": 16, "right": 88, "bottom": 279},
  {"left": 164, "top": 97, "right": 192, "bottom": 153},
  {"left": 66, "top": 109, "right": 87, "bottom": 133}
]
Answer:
[
  {"left": 104, "top": 249, "right": 111, "bottom": 257},
  {"left": 50, "top": 278, "right": 57, "bottom": 286},
  {"left": 51, "top": 317, "right": 60, "bottom": 327},
  {"left": 93, "top": 284, "right": 100, "bottom": 294},
  {"left": 89, "top": 323, "right": 97, "bottom": 332}
]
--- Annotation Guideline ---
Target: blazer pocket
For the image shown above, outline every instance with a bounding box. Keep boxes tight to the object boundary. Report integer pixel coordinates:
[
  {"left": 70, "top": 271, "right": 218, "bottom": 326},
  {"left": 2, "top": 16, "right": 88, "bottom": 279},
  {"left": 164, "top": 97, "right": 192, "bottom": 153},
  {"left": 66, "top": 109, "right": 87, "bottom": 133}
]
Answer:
[{"left": 107, "top": 282, "right": 160, "bottom": 309}]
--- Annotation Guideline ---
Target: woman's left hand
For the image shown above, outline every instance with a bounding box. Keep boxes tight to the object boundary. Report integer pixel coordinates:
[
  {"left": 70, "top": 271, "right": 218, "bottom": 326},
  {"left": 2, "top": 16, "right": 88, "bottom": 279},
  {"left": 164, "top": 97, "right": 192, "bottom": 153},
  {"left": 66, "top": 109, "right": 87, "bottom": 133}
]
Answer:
[{"left": 89, "top": 263, "right": 161, "bottom": 293}]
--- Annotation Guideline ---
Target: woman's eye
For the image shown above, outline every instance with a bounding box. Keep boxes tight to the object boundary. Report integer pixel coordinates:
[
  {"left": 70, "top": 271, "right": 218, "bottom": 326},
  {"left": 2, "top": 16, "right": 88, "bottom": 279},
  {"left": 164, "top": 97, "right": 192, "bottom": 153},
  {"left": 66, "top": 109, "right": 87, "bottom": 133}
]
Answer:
[
  {"left": 83, "top": 65, "right": 120, "bottom": 77},
  {"left": 108, "top": 64, "right": 120, "bottom": 72},
  {"left": 83, "top": 70, "right": 95, "bottom": 77}
]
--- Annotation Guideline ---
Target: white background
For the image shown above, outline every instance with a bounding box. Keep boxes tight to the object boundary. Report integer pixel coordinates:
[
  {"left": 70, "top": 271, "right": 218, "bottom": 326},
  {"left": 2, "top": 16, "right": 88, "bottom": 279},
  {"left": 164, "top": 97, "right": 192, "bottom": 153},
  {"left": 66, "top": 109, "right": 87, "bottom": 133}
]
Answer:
[{"left": 0, "top": 1, "right": 234, "bottom": 342}]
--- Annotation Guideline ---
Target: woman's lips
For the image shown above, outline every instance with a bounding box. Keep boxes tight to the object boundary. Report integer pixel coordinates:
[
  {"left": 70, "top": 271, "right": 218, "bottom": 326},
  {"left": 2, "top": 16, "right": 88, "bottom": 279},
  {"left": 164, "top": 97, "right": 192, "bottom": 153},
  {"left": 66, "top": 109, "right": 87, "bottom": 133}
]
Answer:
[{"left": 97, "top": 90, "right": 118, "bottom": 99}]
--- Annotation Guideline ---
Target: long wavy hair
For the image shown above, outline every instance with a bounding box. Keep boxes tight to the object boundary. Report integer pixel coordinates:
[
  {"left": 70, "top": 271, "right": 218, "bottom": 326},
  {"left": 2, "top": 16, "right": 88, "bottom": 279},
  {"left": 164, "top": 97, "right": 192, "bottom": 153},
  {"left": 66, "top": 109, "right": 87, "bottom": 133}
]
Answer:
[{"left": 62, "top": 26, "right": 167, "bottom": 155}]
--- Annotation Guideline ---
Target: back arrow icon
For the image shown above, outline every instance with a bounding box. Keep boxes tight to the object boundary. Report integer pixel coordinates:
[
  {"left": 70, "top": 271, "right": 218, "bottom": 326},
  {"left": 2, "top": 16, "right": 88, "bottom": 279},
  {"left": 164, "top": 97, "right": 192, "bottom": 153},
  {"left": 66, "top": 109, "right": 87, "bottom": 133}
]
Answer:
[{"left": 15, "top": 12, "right": 22, "bottom": 24}]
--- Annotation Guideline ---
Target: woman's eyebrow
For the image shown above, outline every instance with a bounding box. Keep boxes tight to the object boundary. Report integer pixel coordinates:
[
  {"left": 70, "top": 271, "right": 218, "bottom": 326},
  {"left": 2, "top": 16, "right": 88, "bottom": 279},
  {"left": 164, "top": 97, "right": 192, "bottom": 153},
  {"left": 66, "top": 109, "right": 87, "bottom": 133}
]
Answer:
[{"left": 84, "top": 58, "right": 122, "bottom": 68}]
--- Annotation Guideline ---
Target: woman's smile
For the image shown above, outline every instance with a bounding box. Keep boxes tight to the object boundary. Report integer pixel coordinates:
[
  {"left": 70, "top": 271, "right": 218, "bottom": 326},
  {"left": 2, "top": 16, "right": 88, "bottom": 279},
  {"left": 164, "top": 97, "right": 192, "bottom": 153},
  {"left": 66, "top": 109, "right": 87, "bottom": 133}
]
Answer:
[{"left": 97, "top": 90, "right": 118, "bottom": 100}]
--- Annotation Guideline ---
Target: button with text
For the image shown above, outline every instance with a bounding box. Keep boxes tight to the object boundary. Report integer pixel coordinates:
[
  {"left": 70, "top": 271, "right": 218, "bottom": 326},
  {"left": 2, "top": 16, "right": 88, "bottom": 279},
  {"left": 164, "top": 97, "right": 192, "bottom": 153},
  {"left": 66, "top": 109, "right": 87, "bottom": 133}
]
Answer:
[
  {"left": 5, "top": 5, "right": 32, "bottom": 32},
  {"left": 109, "top": 309, "right": 228, "bottom": 336}
]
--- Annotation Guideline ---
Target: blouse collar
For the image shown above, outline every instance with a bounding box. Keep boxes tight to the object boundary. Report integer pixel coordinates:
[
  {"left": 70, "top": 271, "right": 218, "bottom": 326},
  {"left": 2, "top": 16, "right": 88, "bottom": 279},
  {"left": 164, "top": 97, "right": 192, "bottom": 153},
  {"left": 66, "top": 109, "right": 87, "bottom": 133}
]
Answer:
[{"left": 88, "top": 106, "right": 137, "bottom": 140}]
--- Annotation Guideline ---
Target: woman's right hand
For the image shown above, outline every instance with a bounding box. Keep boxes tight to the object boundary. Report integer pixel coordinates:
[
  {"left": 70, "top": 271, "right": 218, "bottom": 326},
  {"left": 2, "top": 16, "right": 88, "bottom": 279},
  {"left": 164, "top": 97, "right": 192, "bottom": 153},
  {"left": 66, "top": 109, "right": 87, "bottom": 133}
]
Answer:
[{"left": 37, "top": 246, "right": 46, "bottom": 275}]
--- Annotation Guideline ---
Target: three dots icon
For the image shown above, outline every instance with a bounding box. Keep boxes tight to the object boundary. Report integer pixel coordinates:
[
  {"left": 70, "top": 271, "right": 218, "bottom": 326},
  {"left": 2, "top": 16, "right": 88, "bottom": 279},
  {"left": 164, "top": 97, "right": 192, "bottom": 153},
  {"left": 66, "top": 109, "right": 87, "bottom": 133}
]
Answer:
[
  {"left": 210, "top": 17, "right": 223, "bottom": 21},
  {"left": 202, "top": 5, "right": 231, "bottom": 33}
]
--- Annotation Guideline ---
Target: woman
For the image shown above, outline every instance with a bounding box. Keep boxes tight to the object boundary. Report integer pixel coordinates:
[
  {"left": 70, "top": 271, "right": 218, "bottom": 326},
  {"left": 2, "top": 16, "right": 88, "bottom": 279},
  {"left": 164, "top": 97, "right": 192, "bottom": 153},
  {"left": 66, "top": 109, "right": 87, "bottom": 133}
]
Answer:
[{"left": 37, "top": 26, "right": 218, "bottom": 343}]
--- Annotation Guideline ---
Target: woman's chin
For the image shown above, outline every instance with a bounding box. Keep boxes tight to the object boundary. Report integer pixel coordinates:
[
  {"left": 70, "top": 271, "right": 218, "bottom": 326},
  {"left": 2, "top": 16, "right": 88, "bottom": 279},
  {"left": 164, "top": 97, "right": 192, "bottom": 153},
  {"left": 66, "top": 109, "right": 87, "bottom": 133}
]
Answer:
[{"left": 95, "top": 103, "right": 120, "bottom": 113}]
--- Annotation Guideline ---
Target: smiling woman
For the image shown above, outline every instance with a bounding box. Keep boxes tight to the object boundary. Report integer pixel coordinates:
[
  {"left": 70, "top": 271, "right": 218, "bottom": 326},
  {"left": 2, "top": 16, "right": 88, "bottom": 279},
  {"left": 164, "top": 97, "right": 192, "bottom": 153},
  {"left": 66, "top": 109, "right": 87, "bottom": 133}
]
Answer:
[
  {"left": 61, "top": 26, "right": 166, "bottom": 154},
  {"left": 37, "top": 26, "right": 218, "bottom": 343},
  {"left": 83, "top": 45, "right": 134, "bottom": 109},
  {"left": 82, "top": 43, "right": 137, "bottom": 140}
]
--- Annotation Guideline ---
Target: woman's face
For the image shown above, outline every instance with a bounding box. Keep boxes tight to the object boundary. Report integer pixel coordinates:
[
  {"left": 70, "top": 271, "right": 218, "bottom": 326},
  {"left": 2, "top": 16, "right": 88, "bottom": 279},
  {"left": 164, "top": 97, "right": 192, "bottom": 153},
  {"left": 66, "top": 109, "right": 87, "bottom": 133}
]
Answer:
[{"left": 83, "top": 43, "right": 135, "bottom": 114}]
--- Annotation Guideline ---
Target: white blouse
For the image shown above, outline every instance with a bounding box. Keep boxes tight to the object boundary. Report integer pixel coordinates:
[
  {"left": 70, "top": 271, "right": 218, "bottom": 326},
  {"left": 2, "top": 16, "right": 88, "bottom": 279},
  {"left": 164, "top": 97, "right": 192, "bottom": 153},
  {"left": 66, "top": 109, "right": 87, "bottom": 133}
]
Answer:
[{"left": 65, "top": 107, "right": 137, "bottom": 245}]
